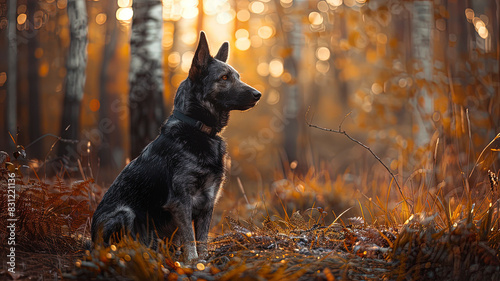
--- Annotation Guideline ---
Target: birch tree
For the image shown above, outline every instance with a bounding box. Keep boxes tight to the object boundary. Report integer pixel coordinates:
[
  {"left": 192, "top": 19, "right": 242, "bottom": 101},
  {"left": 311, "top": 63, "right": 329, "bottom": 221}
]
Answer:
[
  {"left": 58, "top": 0, "right": 88, "bottom": 158},
  {"left": 410, "top": 1, "right": 434, "bottom": 148},
  {"left": 129, "top": 0, "right": 165, "bottom": 159},
  {"left": 275, "top": 0, "right": 305, "bottom": 172}
]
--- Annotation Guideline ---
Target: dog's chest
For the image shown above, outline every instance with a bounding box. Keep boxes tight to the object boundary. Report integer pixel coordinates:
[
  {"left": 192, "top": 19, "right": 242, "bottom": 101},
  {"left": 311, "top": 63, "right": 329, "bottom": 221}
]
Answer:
[
  {"left": 192, "top": 174, "right": 221, "bottom": 210},
  {"left": 185, "top": 139, "right": 225, "bottom": 210}
]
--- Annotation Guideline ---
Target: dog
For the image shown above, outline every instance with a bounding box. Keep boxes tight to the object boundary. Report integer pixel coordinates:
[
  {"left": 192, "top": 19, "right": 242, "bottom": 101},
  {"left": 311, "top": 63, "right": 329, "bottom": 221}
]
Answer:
[{"left": 91, "top": 31, "right": 261, "bottom": 261}]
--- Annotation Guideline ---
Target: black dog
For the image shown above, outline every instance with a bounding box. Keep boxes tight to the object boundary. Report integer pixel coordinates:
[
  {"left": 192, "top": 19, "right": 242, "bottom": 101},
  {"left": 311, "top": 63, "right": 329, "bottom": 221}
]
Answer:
[{"left": 91, "top": 32, "right": 261, "bottom": 261}]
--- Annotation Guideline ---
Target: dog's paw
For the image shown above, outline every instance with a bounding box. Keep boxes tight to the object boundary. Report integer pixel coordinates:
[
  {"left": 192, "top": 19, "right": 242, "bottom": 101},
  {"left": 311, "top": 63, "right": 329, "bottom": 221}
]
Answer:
[{"left": 182, "top": 250, "right": 199, "bottom": 263}]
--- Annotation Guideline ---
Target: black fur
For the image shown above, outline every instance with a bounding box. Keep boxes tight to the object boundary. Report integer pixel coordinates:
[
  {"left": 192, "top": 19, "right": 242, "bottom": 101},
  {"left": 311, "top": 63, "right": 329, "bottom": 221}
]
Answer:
[{"left": 91, "top": 32, "right": 261, "bottom": 261}]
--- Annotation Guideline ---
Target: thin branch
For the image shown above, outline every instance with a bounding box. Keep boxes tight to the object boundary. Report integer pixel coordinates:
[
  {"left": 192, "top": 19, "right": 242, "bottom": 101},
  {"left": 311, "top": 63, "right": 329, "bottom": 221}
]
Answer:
[{"left": 305, "top": 107, "right": 413, "bottom": 212}]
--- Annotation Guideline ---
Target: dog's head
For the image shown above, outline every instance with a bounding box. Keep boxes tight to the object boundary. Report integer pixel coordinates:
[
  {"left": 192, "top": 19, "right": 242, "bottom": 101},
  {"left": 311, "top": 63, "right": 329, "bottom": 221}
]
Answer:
[{"left": 175, "top": 32, "right": 261, "bottom": 114}]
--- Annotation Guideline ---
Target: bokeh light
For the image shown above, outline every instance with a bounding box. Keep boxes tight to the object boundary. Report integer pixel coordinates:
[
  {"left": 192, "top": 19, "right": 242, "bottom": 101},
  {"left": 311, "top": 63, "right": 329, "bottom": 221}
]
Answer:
[
  {"left": 280, "top": 0, "right": 293, "bottom": 8},
  {"left": 96, "top": 13, "right": 107, "bottom": 25},
  {"left": 318, "top": 1, "right": 329, "bottom": 12},
  {"left": 168, "top": 52, "right": 181, "bottom": 68},
  {"left": 477, "top": 26, "right": 488, "bottom": 38},
  {"left": 235, "top": 37, "right": 251, "bottom": 51},
  {"left": 181, "top": 51, "right": 194, "bottom": 73},
  {"left": 316, "top": 47, "right": 330, "bottom": 61},
  {"left": 328, "top": 0, "right": 342, "bottom": 7},
  {"left": 34, "top": 48, "right": 43, "bottom": 58},
  {"left": 258, "top": 26, "right": 274, "bottom": 39},
  {"left": 0, "top": 72, "right": 6, "bottom": 87},
  {"left": 250, "top": 1, "right": 265, "bottom": 14},
  {"left": 116, "top": 7, "right": 133, "bottom": 21},
  {"left": 17, "top": 4, "right": 27, "bottom": 13},
  {"left": 57, "top": 0, "right": 67, "bottom": 9},
  {"left": 237, "top": 9, "right": 251, "bottom": 22},
  {"left": 251, "top": 35, "right": 263, "bottom": 48},
  {"left": 315, "top": 61, "right": 329, "bottom": 73},
  {"left": 376, "top": 33, "right": 387, "bottom": 44},
  {"left": 269, "top": 59, "right": 284, "bottom": 77},
  {"left": 216, "top": 10, "right": 235, "bottom": 24},
  {"left": 257, "top": 62, "right": 269, "bottom": 76},
  {"left": 89, "top": 99, "right": 100, "bottom": 112},
  {"left": 181, "top": 0, "right": 199, "bottom": 19},
  {"left": 181, "top": 31, "right": 198, "bottom": 45},
  {"left": 118, "top": 0, "right": 132, "bottom": 8},
  {"left": 371, "top": 83, "right": 383, "bottom": 95},
  {"left": 17, "top": 14, "right": 27, "bottom": 25},
  {"left": 308, "top": 12, "right": 323, "bottom": 25},
  {"left": 235, "top": 29, "right": 249, "bottom": 39},
  {"left": 204, "top": 0, "right": 230, "bottom": 16},
  {"left": 266, "top": 89, "right": 280, "bottom": 105},
  {"left": 465, "top": 8, "right": 474, "bottom": 21}
]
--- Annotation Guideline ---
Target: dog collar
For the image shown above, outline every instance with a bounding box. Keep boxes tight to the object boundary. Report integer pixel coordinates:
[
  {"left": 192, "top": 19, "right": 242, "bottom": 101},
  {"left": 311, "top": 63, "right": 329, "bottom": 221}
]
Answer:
[{"left": 172, "top": 109, "right": 216, "bottom": 137}]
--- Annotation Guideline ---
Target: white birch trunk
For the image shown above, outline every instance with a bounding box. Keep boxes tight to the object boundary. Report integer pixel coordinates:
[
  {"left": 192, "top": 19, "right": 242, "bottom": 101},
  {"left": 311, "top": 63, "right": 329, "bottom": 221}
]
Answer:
[
  {"left": 129, "top": 0, "right": 165, "bottom": 159},
  {"left": 58, "top": 0, "right": 88, "bottom": 157},
  {"left": 411, "top": 1, "right": 435, "bottom": 148}
]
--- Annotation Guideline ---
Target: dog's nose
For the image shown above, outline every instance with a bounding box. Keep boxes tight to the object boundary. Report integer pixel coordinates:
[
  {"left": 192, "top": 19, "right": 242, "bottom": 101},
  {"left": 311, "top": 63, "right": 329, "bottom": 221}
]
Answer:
[{"left": 252, "top": 90, "right": 261, "bottom": 101}]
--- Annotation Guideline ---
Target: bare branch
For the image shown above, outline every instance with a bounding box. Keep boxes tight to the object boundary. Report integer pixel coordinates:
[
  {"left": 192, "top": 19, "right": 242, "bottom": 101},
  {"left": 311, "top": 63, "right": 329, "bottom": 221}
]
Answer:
[{"left": 305, "top": 107, "right": 413, "bottom": 212}]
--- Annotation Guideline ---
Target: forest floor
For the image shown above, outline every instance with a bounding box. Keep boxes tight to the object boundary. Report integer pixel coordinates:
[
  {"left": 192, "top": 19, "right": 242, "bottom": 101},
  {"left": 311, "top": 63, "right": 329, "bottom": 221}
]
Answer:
[{"left": 1, "top": 155, "right": 500, "bottom": 280}]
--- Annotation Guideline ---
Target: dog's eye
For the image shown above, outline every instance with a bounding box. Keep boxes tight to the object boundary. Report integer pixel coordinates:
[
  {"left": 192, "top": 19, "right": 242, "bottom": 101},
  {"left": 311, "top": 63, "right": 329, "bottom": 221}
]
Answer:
[{"left": 221, "top": 75, "right": 228, "bottom": 81}]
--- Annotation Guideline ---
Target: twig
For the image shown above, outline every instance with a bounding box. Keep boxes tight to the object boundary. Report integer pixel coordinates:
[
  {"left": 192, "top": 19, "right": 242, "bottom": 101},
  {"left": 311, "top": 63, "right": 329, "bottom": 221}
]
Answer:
[
  {"left": 237, "top": 177, "right": 250, "bottom": 205},
  {"left": 305, "top": 107, "right": 413, "bottom": 212},
  {"left": 25, "top": 133, "right": 79, "bottom": 150}
]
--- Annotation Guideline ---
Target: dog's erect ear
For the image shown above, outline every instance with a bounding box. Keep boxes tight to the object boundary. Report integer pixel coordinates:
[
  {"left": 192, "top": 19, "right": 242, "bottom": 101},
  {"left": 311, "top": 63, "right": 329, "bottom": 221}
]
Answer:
[
  {"left": 189, "top": 31, "right": 211, "bottom": 80},
  {"left": 214, "top": 42, "right": 229, "bottom": 62}
]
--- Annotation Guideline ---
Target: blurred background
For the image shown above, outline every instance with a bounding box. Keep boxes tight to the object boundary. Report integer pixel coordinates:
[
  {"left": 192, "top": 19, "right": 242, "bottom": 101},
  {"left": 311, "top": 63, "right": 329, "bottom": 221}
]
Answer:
[{"left": 0, "top": 0, "right": 499, "bottom": 220}]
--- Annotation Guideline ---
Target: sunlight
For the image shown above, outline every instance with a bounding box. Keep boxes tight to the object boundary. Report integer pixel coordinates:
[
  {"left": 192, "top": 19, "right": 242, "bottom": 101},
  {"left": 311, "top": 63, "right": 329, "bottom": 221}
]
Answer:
[
  {"left": 250, "top": 1, "right": 265, "bottom": 14},
  {"left": 16, "top": 13, "right": 26, "bottom": 25},
  {"left": 308, "top": 11, "right": 323, "bottom": 25},
  {"left": 235, "top": 28, "right": 249, "bottom": 39},
  {"left": 235, "top": 37, "right": 251, "bottom": 51},
  {"left": 116, "top": 7, "right": 133, "bottom": 22},
  {"left": 117, "top": 0, "right": 132, "bottom": 8},
  {"left": 181, "top": 51, "right": 194, "bottom": 72},
  {"left": 316, "top": 47, "right": 330, "bottom": 61},
  {"left": 180, "top": 0, "right": 198, "bottom": 19},
  {"left": 5, "top": 0, "right": 500, "bottom": 279},
  {"left": 258, "top": 26, "right": 274, "bottom": 39},
  {"left": 204, "top": 0, "right": 230, "bottom": 16},
  {"left": 167, "top": 52, "right": 181, "bottom": 68},
  {"left": 257, "top": 62, "right": 269, "bottom": 77},
  {"left": 236, "top": 9, "right": 250, "bottom": 22},
  {"left": 327, "top": 0, "right": 343, "bottom": 7},
  {"left": 269, "top": 59, "right": 284, "bottom": 77},
  {"left": 216, "top": 10, "right": 235, "bottom": 24}
]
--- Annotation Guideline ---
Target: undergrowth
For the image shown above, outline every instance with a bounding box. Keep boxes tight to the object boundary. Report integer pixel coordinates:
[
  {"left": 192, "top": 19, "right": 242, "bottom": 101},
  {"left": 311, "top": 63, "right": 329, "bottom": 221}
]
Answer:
[{"left": 0, "top": 134, "right": 499, "bottom": 280}]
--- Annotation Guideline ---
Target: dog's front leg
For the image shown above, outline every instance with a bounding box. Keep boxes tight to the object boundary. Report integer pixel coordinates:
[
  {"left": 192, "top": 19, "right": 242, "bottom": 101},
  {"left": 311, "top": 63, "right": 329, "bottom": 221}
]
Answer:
[
  {"left": 194, "top": 205, "right": 213, "bottom": 259},
  {"left": 170, "top": 204, "right": 198, "bottom": 261}
]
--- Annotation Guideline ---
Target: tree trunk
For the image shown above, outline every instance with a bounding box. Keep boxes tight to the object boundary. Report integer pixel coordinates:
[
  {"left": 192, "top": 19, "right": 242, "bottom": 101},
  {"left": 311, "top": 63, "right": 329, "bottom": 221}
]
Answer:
[
  {"left": 58, "top": 0, "right": 88, "bottom": 160},
  {"left": 98, "top": 1, "right": 118, "bottom": 171},
  {"left": 28, "top": 0, "right": 41, "bottom": 159},
  {"left": 129, "top": 0, "right": 165, "bottom": 159},
  {"left": 274, "top": 0, "right": 306, "bottom": 173},
  {"left": 410, "top": 1, "right": 434, "bottom": 148},
  {"left": 6, "top": 0, "right": 17, "bottom": 153}
]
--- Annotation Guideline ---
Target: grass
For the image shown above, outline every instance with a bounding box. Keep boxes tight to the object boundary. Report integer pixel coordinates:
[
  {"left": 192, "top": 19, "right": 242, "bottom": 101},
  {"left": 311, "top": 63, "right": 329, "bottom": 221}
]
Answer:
[{"left": 0, "top": 133, "right": 499, "bottom": 280}]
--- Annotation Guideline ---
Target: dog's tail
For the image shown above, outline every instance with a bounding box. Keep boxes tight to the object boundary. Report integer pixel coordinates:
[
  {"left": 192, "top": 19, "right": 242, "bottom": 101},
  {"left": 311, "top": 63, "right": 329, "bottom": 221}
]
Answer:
[{"left": 92, "top": 205, "right": 136, "bottom": 245}]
